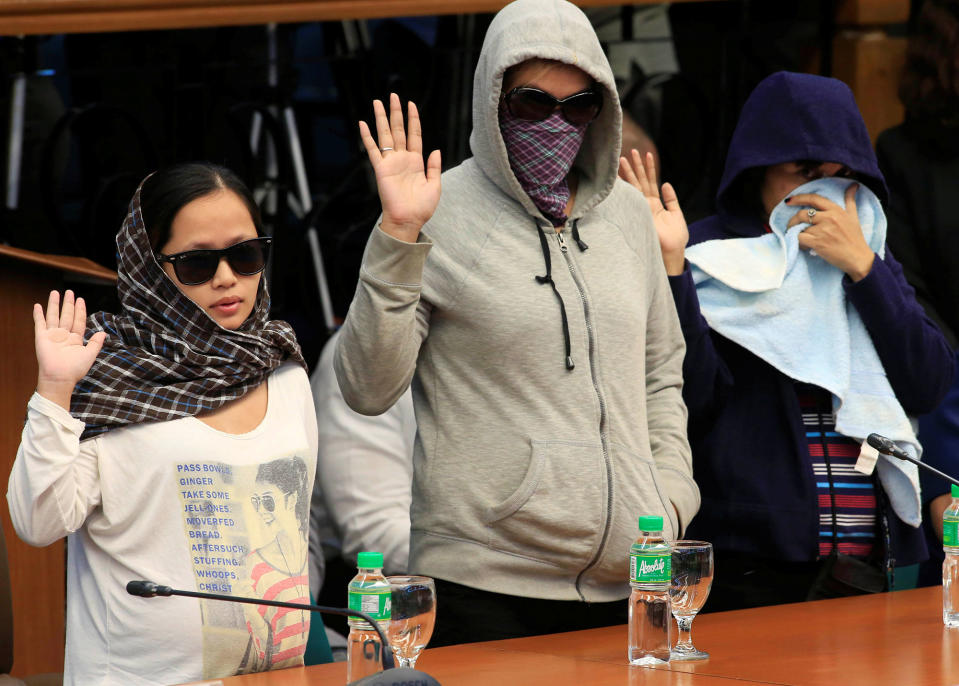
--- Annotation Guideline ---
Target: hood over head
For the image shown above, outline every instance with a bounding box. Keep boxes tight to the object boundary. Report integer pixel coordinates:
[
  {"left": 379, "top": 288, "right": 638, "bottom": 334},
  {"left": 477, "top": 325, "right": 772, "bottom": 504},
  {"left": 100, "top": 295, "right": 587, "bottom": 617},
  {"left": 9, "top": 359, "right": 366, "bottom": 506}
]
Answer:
[
  {"left": 716, "top": 71, "right": 887, "bottom": 232},
  {"left": 469, "top": 0, "right": 622, "bottom": 222}
]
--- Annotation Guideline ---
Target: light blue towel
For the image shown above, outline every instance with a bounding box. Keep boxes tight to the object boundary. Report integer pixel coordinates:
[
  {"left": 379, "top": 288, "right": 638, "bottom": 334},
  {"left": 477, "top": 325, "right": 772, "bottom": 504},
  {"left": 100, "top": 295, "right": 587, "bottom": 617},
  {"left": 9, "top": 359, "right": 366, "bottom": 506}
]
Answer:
[{"left": 686, "top": 177, "right": 921, "bottom": 527}]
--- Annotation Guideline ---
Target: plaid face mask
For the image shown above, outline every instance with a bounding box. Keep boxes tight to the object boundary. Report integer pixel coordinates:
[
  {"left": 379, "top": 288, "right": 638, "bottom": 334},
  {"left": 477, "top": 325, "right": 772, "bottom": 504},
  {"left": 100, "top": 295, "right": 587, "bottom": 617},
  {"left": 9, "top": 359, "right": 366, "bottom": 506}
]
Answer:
[{"left": 500, "top": 108, "right": 588, "bottom": 225}]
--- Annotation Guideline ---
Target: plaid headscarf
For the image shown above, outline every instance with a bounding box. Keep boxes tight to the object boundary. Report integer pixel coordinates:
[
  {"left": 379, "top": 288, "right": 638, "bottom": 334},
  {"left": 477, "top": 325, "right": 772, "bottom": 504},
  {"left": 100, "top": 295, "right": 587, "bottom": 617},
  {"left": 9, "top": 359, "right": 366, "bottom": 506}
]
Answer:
[
  {"left": 500, "top": 109, "right": 588, "bottom": 225},
  {"left": 71, "top": 180, "right": 305, "bottom": 439}
]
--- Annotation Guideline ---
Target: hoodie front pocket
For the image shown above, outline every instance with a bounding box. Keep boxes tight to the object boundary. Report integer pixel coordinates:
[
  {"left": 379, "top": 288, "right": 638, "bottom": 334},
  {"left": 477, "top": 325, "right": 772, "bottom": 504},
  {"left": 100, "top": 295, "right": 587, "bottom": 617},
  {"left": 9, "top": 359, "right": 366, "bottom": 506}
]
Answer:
[{"left": 484, "top": 439, "right": 606, "bottom": 568}]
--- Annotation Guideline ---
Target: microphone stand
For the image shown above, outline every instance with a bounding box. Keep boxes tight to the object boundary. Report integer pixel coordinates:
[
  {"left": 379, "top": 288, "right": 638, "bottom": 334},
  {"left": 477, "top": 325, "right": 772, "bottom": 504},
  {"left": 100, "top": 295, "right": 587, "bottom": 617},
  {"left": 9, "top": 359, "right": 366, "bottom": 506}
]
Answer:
[
  {"left": 866, "top": 432, "right": 959, "bottom": 487},
  {"left": 126, "top": 580, "right": 395, "bottom": 669}
]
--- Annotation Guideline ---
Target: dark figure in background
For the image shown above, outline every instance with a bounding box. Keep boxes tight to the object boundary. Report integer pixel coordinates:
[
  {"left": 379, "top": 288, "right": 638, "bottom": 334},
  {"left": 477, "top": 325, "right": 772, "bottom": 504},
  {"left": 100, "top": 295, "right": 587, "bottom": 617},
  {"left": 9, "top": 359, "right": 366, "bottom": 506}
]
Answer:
[{"left": 876, "top": 0, "right": 959, "bottom": 587}]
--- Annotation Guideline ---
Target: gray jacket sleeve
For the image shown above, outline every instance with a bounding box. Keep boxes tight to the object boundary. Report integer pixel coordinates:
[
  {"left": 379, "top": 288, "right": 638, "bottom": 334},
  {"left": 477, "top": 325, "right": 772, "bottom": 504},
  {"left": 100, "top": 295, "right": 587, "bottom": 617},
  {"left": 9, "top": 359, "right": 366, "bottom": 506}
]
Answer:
[{"left": 334, "top": 225, "right": 433, "bottom": 416}]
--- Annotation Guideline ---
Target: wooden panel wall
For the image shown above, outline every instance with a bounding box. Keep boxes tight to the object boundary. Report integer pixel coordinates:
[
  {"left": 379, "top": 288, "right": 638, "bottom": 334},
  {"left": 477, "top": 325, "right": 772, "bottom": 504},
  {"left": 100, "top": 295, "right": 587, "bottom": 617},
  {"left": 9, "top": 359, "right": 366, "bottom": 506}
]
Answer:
[
  {"left": 1, "top": 263, "right": 66, "bottom": 678},
  {"left": 0, "top": 0, "right": 712, "bottom": 35},
  {"left": 837, "top": 0, "right": 909, "bottom": 24},
  {"left": 1, "top": 249, "right": 115, "bottom": 678},
  {"left": 832, "top": 0, "right": 910, "bottom": 143}
]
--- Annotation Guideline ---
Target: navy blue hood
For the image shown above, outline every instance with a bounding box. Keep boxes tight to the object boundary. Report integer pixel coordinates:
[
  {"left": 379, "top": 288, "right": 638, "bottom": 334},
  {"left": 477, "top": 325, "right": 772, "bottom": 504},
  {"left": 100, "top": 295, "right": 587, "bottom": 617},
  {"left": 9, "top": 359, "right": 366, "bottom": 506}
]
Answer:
[{"left": 715, "top": 72, "right": 887, "bottom": 231}]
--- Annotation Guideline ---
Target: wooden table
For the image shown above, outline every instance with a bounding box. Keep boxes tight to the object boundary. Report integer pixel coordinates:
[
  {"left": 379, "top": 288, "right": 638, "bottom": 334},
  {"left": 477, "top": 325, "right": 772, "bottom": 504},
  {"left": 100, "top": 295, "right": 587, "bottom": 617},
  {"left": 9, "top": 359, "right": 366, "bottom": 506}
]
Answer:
[
  {"left": 184, "top": 586, "right": 959, "bottom": 685},
  {"left": 0, "top": 0, "right": 713, "bottom": 35}
]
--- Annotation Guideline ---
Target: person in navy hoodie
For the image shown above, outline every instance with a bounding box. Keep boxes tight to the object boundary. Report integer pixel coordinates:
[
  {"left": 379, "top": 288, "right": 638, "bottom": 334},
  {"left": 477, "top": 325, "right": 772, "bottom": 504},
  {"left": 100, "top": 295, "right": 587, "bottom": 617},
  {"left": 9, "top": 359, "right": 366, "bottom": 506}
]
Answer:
[{"left": 620, "top": 71, "right": 956, "bottom": 611}]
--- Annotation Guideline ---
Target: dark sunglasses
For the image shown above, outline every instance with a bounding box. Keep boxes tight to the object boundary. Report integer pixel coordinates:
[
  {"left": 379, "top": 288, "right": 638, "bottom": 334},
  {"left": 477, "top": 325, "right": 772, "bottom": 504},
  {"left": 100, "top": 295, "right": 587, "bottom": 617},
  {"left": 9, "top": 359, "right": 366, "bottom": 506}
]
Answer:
[
  {"left": 504, "top": 86, "right": 603, "bottom": 126},
  {"left": 157, "top": 237, "right": 272, "bottom": 286},
  {"left": 250, "top": 494, "right": 275, "bottom": 513}
]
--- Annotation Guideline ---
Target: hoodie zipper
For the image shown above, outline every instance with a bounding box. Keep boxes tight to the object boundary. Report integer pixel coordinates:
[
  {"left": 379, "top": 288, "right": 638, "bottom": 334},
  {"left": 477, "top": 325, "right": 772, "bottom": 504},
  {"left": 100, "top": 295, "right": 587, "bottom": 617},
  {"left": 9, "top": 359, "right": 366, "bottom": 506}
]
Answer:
[{"left": 554, "top": 226, "right": 614, "bottom": 602}]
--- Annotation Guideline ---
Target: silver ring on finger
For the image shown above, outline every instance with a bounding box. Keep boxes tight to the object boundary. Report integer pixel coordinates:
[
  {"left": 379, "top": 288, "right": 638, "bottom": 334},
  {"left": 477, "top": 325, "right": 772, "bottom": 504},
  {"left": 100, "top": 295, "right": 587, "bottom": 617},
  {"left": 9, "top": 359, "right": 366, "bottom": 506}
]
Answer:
[
  {"left": 380, "top": 146, "right": 394, "bottom": 153},
  {"left": 806, "top": 208, "right": 817, "bottom": 219}
]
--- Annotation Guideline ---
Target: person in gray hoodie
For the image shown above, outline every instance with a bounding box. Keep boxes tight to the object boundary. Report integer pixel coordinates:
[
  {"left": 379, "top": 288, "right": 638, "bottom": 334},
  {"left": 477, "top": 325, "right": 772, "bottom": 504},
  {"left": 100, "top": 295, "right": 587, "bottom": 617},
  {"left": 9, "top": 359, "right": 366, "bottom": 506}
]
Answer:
[{"left": 335, "top": 0, "right": 699, "bottom": 645}]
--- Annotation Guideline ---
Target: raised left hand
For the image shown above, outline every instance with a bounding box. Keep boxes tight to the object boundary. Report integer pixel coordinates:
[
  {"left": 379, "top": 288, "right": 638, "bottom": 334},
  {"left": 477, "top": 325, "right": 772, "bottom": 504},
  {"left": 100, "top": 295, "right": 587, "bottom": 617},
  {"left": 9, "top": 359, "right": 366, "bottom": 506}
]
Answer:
[{"left": 785, "top": 183, "right": 875, "bottom": 282}]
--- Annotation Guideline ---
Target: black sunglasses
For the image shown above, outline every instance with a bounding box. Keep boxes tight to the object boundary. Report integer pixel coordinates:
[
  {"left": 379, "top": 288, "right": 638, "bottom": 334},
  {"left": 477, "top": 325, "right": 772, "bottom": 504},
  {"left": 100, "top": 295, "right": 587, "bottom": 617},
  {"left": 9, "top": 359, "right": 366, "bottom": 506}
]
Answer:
[
  {"left": 504, "top": 86, "right": 603, "bottom": 126},
  {"left": 157, "top": 237, "right": 272, "bottom": 286},
  {"left": 251, "top": 493, "right": 275, "bottom": 513}
]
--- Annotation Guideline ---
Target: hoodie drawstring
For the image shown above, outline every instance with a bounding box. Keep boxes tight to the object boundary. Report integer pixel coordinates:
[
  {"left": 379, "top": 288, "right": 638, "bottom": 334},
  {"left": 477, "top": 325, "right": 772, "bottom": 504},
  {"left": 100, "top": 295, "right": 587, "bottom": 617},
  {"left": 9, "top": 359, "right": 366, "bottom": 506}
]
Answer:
[
  {"left": 571, "top": 219, "right": 589, "bottom": 251},
  {"left": 534, "top": 219, "right": 588, "bottom": 371}
]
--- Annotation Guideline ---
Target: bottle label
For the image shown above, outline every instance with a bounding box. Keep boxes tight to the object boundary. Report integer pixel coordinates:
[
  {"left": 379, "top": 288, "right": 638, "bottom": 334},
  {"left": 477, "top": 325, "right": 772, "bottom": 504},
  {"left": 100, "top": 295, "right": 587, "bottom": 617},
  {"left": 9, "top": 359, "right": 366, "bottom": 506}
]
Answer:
[
  {"left": 945, "top": 518, "right": 959, "bottom": 548},
  {"left": 630, "top": 552, "right": 670, "bottom": 583},
  {"left": 348, "top": 589, "right": 391, "bottom": 621}
]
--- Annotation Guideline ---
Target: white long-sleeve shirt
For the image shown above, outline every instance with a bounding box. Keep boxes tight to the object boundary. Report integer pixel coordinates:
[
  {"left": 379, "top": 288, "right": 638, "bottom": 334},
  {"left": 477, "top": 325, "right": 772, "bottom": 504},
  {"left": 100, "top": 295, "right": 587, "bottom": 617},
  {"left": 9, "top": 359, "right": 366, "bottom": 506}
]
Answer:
[
  {"left": 7, "top": 363, "right": 317, "bottom": 686},
  {"left": 309, "top": 329, "right": 415, "bottom": 593}
]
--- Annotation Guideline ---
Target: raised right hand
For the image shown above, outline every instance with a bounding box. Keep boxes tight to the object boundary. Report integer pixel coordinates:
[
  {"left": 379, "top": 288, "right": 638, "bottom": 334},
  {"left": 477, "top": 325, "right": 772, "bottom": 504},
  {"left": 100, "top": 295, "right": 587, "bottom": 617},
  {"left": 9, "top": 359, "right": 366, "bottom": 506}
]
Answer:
[
  {"left": 359, "top": 93, "right": 442, "bottom": 244},
  {"left": 619, "top": 149, "right": 688, "bottom": 276},
  {"left": 34, "top": 290, "right": 107, "bottom": 410}
]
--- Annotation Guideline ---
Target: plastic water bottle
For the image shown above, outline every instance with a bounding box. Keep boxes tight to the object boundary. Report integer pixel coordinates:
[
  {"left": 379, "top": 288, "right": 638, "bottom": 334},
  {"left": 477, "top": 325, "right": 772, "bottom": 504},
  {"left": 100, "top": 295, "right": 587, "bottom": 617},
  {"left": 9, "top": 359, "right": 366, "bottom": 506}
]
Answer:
[
  {"left": 347, "top": 551, "right": 392, "bottom": 681},
  {"left": 943, "top": 485, "right": 959, "bottom": 628},
  {"left": 628, "top": 515, "right": 672, "bottom": 665}
]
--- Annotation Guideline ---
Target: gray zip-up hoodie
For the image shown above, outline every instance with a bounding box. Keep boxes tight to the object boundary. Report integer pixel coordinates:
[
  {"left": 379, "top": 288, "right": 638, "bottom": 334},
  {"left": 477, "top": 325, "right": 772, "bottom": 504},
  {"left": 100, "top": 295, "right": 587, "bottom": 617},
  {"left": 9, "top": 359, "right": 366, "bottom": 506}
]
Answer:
[{"left": 335, "top": 0, "right": 699, "bottom": 603}]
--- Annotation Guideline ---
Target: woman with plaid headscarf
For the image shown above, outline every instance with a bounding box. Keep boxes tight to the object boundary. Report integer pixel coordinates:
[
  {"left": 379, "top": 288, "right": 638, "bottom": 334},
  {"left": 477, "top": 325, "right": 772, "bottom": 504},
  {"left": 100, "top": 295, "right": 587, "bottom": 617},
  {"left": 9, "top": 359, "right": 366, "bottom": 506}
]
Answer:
[{"left": 8, "top": 163, "right": 320, "bottom": 684}]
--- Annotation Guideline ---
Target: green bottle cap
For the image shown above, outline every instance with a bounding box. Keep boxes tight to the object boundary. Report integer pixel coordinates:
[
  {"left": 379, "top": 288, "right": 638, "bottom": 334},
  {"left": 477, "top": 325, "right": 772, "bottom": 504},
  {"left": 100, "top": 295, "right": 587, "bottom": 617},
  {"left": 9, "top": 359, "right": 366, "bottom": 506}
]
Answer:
[
  {"left": 357, "top": 551, "right": 384, "bottom": 569},
  {"left": 952, "top": 484, "right": 959, "bottom": 498},
  {"left": 638, "top": 515, "right": 664, "bottom": 531}
]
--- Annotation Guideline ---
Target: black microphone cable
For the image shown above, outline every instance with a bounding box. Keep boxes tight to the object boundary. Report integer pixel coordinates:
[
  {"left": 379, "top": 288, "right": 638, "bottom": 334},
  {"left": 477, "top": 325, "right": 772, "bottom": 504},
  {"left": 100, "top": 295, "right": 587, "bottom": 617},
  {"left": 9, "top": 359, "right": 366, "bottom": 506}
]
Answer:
[
  {"left": 126, "top": 579, "right": 396, "bottom": 669},
  {"left": 866, "top": 432, "right": 959, "bottom": 487}
]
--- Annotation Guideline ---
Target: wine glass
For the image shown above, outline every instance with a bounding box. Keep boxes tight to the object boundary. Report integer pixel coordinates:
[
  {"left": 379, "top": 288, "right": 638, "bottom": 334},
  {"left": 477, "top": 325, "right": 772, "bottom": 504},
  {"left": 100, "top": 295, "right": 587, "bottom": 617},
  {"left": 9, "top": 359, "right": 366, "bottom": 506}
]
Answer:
[
  {"left": 668, "top": 540, "right": 713, "bottom": 661},
  {"left": 387, "top": 575, "right": 436, "bottom": 669}
]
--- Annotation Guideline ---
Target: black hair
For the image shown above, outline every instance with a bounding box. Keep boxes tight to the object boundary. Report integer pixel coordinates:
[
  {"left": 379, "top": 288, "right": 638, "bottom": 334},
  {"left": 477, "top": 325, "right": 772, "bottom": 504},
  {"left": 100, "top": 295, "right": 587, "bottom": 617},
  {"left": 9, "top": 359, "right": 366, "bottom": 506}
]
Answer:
[
  {"left": 255, "top": 457, "right": 309, "bottom": 533},
  {"left": 139, "top": 162, "right": 263, "bottom": 253}
]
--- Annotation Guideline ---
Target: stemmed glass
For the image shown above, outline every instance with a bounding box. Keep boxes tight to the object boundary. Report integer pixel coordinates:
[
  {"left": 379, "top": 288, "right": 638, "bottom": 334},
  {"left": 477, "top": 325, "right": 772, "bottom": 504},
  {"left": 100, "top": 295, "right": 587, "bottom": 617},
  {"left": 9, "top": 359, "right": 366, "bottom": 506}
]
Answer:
[
  {"left": 387, "top": 575, "right": 436, "bottom": 669},
  {"left": 668, "top": 540, "right": 713, "bottom": 661}
]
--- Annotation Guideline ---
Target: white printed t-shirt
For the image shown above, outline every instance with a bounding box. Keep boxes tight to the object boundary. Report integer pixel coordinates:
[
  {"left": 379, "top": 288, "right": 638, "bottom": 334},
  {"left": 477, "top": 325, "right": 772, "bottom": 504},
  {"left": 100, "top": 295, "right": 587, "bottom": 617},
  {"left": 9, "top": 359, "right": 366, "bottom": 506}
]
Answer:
[{"left": 7, "top": 363, "right": 317, "bottom": 686}]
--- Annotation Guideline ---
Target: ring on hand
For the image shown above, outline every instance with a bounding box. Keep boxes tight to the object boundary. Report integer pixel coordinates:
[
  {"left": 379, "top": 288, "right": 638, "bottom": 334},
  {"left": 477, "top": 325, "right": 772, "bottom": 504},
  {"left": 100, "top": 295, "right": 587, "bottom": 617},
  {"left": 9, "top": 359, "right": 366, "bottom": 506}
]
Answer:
[
  {"left": 380, "top": 146, "right": 394, "bottom": 153},
  {"left": 806, "top": 208, "right": 817, "bottom": 219}
]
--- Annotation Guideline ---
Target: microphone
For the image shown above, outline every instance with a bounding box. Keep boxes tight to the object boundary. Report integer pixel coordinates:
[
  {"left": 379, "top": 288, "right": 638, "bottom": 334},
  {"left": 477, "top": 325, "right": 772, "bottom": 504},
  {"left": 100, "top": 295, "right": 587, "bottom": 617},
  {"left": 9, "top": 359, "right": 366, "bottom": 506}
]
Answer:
[
  {"left": 865, "top": 433, "right": 908, "bottom": 460},
  {"left": 126, "top": 580, "right": 172, "bottom": 597},
  {"left": 866, "top": 433, "right": 959, "bottom": 487},
  {"left": 126, "top": 579, "right": 439, "bottom": 684}
]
